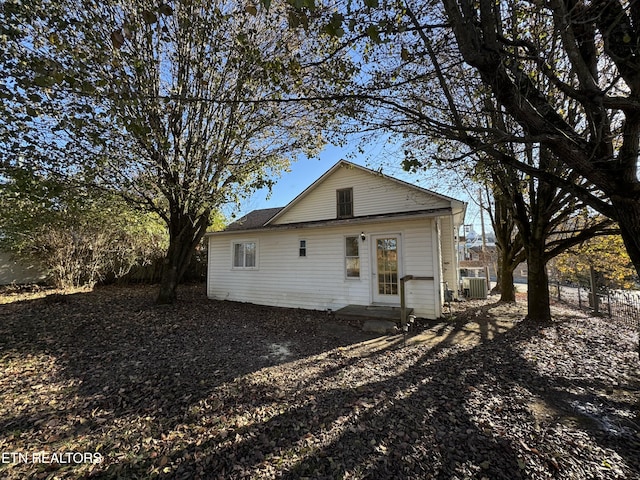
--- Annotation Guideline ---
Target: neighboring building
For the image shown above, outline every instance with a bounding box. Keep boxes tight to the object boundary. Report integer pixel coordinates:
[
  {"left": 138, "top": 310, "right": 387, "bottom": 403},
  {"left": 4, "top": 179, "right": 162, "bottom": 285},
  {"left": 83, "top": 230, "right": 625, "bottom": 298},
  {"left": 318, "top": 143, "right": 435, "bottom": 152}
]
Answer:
[
  {"left": 0, "top": 251, "right": 48, "bottom": 285},
  {"left": 206, "top": 160, "right": 466, "bottom": 319},
  {"left": 459, "top": 244, "right": 528, "bottom": 285}
]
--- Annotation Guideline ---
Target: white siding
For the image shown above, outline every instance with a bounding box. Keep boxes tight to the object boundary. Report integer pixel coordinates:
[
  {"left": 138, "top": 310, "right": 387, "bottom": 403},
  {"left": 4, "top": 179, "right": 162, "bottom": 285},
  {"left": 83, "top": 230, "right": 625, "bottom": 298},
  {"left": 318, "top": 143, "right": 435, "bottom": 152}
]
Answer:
[
  {"left": 439, "top": 216, "right": 460, "bottom": 299},
  {"left": 207, "top": 218, "right": 441, "bottom": 318},
  {"left": 432, "top": 219, "right": 443, "bottom": 315},
  {"left": 208, "top": 225, "right": 371, "bottom": 312},
  {"left": 272, "top": 164, "right": 451, "bottom": 225},
  {"left": 400, "top": 220, "right": 437, "bottom": 317}
]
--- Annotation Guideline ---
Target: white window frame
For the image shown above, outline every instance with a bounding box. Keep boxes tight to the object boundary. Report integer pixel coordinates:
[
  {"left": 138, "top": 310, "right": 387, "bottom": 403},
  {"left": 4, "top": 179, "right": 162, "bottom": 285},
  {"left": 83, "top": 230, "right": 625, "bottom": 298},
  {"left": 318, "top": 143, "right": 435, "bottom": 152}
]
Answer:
[
  {"left": 345, "top": 235, "right": 360, "bottom": 279},
  {"left": 232, "top": 240, "right": 258, "bottom": 269},
  {"left": 299, "top": 239, "right": 307, "bottom": 257}
]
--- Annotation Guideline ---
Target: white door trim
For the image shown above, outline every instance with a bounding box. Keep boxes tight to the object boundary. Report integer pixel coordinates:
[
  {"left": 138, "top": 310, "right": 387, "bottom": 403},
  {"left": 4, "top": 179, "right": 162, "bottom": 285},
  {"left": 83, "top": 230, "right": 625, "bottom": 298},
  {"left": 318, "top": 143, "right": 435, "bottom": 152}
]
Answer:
[{"left": 371, "top": 233, "right": 402, "bottom": 305}]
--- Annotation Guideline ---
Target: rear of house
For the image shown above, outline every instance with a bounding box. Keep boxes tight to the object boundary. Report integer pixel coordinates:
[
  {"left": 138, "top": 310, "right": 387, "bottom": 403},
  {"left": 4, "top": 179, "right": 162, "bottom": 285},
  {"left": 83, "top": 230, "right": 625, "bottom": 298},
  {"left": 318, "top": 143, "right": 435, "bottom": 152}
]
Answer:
[{"left": 207, "top": 161, "right": 466, "bottom": 319}]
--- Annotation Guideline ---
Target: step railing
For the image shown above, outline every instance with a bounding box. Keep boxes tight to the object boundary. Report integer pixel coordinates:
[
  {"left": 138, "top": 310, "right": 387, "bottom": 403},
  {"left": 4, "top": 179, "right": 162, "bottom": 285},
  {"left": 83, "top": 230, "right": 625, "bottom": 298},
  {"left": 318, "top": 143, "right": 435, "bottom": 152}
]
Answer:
[{"left": 400, "top": 275, "right": 435, "bottom": 329}]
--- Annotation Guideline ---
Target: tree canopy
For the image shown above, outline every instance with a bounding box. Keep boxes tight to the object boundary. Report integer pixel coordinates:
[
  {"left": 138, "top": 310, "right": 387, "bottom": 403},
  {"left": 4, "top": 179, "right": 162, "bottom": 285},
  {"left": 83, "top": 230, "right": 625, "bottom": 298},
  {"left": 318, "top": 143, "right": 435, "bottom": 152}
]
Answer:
[
  {"left": 282, "top": 0, "right": 640, "bottom": 266},
  {"left": 1, "top": 0, "right": 355, "bottom": 302},
  {"left": 551, "top": 234, "right": 637, "bottom": 290},
  {"left": 0, "top": 170, "right": 168, "bottom": 287},
  {"left": 269, "top": 0, "right": 640, "bottom": 321},
  {"left": 437, "top": 0, "right": 640, "bottom": 277}
]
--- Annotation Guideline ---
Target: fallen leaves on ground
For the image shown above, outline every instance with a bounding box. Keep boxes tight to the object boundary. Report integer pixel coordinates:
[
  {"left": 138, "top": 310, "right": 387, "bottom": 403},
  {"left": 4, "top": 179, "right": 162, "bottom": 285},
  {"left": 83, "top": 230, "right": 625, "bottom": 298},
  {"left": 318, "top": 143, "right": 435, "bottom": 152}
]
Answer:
[{"left": 0, "top": 284, "right": 638, "bottom": 479}]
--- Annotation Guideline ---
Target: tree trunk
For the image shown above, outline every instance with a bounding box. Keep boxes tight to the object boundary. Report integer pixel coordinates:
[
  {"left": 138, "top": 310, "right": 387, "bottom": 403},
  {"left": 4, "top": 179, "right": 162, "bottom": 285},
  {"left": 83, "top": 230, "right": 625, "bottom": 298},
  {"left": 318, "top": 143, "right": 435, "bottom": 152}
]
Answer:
[
  {"left": 490, "top": 190, "right": 520, "bottom": 302},
  {"left": 491, "top": 255, "right": 502, "bottom": 295},
  {"left": 498, "top": 254, "right": 516, "bottom": 303},
  {"left": 526, "top": 244, "right": 551, "bottom": 322},
  {"left": 156, "top": 210, "right": 209, "bottom": 305},
  {"left": 612, "top": 196, "right": 640, "bottom": 280},
  {"left": 613, "top": 197, "right": 640, "bottom": 359},
  {"left": 157, "top": 234, "right": 195, "bottom": 305},
  {"left": 157, "top": 258, "right": 180, "bottom": 304},
  {"left": 492, "top": 244, "right": 517, "bottom": 302}
]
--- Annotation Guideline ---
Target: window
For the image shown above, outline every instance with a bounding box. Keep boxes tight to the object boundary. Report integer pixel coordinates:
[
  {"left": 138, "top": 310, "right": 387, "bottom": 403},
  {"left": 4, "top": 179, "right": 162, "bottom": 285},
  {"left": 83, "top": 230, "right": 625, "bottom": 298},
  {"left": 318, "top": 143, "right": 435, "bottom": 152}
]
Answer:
[
  {"left": 233, "top": 241, "right": 256, "bottom": 268},
  {"left": 299, "top": 240, "right": 307, "bottom": 257},
  {"left": 337, "top": 188, "right": 353, "bottom": 218},
  {"left": 345, "top": 236, "right": 360, "bottom": 278}
]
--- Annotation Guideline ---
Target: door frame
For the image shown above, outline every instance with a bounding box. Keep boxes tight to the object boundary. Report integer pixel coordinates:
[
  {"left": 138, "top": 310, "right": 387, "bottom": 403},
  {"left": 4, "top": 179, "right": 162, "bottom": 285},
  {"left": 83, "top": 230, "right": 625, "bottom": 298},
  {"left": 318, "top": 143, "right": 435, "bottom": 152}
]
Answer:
[{"left": 370, "top": 233, "right": 402, "bottom": 305}]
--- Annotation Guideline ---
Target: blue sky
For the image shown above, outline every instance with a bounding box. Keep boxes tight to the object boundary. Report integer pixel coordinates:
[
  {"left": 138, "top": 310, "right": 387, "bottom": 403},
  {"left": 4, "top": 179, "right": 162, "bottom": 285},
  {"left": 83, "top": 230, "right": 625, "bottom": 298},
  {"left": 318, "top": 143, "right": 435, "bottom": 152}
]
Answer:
[{"left": 231, "top": 142, "right": 490, "bottom": 236}]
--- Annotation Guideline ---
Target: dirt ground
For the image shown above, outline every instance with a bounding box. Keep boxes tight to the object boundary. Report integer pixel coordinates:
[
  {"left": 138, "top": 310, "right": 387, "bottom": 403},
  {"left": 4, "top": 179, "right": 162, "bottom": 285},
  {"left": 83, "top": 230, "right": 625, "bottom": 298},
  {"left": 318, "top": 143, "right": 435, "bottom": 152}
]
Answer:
[{"left": 0, "top": 283, "right": 638, "bottom": 479}]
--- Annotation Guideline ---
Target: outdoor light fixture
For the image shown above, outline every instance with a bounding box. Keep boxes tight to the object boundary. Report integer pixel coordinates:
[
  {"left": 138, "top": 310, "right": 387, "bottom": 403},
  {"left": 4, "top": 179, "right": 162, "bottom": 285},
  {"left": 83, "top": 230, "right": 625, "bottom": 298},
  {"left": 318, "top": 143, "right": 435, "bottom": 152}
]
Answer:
[{"left": 360, "top": 232, "right": 366, "bottom": 241}]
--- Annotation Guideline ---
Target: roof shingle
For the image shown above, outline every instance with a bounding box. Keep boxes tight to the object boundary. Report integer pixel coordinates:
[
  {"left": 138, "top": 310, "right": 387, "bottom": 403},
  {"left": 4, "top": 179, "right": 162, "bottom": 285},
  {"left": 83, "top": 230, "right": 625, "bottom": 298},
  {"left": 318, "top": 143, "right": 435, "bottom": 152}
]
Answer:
[{"left": 225, "top": 207, "right": 284, "bottom": 231}]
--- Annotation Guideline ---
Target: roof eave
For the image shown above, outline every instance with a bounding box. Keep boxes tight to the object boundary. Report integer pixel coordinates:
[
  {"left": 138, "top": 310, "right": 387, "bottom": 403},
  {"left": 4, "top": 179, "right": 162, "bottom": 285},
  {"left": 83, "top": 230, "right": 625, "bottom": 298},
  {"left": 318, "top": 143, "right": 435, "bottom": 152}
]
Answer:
[{"left": 206, "top": 207, "right": 454, "bottom": 235}]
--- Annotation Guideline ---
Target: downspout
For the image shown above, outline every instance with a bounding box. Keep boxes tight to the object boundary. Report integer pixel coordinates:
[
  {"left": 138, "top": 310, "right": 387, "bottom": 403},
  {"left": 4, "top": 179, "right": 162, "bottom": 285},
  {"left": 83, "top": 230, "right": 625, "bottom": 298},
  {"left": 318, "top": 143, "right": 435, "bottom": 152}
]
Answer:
[{"left": 432, "top": 218, "right": 443, "bottom": 317}]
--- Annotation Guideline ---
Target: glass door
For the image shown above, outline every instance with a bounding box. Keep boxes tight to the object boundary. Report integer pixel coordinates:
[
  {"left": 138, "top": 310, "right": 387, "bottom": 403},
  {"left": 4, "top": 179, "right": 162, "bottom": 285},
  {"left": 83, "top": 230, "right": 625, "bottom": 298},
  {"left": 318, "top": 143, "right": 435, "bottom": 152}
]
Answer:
[{"left": 372, "top": 235, "right": 400, "bottom": 304}]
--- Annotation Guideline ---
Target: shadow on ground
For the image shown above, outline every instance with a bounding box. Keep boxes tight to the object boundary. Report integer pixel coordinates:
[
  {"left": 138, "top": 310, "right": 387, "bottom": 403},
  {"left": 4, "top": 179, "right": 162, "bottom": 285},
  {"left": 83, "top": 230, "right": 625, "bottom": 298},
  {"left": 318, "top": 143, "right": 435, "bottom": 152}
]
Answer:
[{"left": 0, "top": 287, "right": 638, "bottom": 479}]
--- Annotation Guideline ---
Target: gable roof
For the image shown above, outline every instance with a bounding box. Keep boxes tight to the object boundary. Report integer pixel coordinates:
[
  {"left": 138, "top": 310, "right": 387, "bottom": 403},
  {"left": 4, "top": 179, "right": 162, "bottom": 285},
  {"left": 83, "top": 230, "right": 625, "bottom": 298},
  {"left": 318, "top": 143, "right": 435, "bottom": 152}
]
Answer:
[
  {"left": 266, "top": 159, "right": 464, "bottom": 226},
  {"left": 225, "top": 207, "right": 283, "bottom": 231},
  {"left": 217, "top": 160, "right": 466, "bottom": 233}
]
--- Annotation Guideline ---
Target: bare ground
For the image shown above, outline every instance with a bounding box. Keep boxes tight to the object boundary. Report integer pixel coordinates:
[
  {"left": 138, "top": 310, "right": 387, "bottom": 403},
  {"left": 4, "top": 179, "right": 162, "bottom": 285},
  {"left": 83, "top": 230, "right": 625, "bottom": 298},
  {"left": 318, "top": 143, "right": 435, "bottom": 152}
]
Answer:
[{"left": 0, "top": 284, "right": 638, "bottom": 479}]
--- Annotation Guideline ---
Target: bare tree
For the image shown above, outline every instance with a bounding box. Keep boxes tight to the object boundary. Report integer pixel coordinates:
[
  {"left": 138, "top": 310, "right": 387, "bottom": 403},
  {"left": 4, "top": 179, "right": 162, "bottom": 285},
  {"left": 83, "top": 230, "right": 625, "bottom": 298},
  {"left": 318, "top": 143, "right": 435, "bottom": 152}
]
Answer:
[
  {"left": 487, "top": 184, "right": 524, "bottom": 303},
  {"left": 306, "top": 0, "right": 614, "bottom": 319},
  {"left": 265, "top": 0, "right": 633, "bottom": 320},
  {"left": 438, "top": 0, "right": 640, "bottom": 278}
]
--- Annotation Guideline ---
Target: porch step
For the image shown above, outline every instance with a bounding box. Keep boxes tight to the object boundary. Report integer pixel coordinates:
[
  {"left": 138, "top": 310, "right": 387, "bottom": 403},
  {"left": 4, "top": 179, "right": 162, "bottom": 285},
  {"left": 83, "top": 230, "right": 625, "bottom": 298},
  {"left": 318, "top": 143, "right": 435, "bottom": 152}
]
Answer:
[{"left": 334, "top": 304, "right": 412, "bottom": 323}]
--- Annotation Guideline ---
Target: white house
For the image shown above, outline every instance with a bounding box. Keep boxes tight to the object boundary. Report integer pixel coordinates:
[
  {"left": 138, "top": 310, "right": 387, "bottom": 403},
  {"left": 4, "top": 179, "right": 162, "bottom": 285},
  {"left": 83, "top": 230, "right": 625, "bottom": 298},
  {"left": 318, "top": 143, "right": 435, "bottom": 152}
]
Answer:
[{"left": 206, "top": 160, "right": 466, "bottom": 319}]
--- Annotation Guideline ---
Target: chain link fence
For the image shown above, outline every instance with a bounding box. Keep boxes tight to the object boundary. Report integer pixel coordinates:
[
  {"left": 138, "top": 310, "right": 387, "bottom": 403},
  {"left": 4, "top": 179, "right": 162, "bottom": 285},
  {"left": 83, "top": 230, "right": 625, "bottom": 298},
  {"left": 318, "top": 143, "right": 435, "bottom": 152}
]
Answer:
[{"left": 549, "top": 282, "right": 640, "bottom": 327}]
